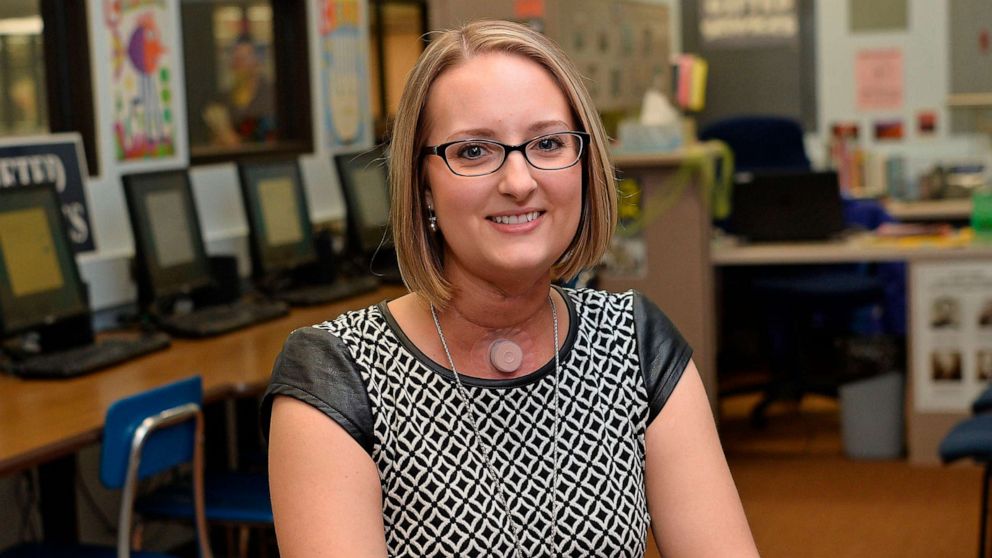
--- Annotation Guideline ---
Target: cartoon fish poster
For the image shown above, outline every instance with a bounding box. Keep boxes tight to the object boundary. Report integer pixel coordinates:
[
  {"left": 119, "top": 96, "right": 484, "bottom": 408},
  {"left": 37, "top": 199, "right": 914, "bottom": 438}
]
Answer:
[
  {"left": 101, "top": 0, "right": 184, "bottom": 164},
  {"left": 319, "top": 0, "right": 372, "bottom": 150}
]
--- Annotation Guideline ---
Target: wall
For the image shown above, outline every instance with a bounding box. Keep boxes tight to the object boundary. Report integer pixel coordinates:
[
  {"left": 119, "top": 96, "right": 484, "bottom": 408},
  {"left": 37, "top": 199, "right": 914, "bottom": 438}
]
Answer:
[
  {"left": 811, "top": 0, "right": 990, "bottom": 167},
  {"left": 76, "top": 0, "right": 369, "bottom": 313},
  {"left": 681, "top": 0, "right": 817, "bottom": 131}
]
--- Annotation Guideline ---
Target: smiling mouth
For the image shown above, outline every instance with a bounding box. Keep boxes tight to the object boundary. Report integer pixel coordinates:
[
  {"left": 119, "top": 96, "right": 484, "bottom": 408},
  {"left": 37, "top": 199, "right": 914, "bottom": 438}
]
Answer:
[{"left": 488, "top": 211, "right": 544, "bottom": 225}]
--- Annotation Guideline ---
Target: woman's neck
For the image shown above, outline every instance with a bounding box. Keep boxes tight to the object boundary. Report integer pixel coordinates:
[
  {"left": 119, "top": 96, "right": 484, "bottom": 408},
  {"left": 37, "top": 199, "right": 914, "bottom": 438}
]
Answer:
[{"left": 429, "top": 267, "right": 561, "bottom": 378}]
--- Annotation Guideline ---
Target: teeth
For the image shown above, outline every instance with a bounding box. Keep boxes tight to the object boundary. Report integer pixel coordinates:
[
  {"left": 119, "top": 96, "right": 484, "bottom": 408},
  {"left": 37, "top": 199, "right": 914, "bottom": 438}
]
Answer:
[{"left": 492, "top": 211, "right": 540, "bottom": 225}]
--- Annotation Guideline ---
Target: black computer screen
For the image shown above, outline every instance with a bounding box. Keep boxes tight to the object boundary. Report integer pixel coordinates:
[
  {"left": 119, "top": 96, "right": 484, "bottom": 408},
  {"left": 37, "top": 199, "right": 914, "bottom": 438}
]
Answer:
[
  {"left": 237, "top": 160, "right": 316, "bottom": 279},
  {"left": 0, "top": 184, "right": 88, "bottom": 336},
  {"left": 334, "top": 147, "right": 392, "bottom": 254},
  {"left": 122, "top": 170, "right": 212, "bottom": 301}
]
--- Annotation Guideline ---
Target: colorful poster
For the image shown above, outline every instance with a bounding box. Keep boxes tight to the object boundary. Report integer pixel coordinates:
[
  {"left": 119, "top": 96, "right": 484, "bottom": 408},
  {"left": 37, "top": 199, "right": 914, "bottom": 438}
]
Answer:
[
  {"left": 912, "top": 262, "right": 992, "bottom": 412},
  {"left": 318, "top": 0, "right": 372, "bottom": 151},
  {"left": 101, "top": 0, "right": 181, "bottom": 164},
  {"left": 855, "top": 48, "right": 904, "bottom": 111},
  {"left": 0, "top": 133, "right": 95, "bottom": 253}
]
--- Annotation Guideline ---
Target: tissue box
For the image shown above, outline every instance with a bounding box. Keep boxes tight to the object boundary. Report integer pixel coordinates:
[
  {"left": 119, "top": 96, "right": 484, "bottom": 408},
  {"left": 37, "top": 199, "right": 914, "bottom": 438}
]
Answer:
[{"left": 616, "top": 120, "right": 683, "bottom": 153}]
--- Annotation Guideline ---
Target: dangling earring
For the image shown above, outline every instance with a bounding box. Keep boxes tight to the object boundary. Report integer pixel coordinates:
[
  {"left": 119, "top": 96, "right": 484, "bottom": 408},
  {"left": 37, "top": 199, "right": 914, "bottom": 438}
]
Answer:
[{"left": 428, "top": 207, "right": 438, "bottom": 233}]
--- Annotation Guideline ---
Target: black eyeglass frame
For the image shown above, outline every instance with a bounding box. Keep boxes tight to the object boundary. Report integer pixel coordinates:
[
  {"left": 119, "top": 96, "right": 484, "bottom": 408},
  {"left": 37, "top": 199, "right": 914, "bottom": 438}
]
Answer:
[{"left": 421, "top": 131, "right": 591, "bottom": 177}]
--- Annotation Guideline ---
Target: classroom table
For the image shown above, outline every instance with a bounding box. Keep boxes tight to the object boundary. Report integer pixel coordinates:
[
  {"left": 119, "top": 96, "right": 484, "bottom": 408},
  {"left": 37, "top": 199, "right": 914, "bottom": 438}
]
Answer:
[
  {"left": 0, "top": 286, "right": 406, "bottom": 477},
  {"left": 712, "top": 232, "right": 992, "bottom": 464},
  {"left": 0, "top": 286, "right": 406, "bottom": 543}
]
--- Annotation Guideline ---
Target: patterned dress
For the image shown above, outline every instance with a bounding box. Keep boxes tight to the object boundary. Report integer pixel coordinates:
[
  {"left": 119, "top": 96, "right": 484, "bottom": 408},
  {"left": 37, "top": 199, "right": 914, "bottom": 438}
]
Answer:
[{"left": 261, "top": 288, "right": 692, "bottom": 557}]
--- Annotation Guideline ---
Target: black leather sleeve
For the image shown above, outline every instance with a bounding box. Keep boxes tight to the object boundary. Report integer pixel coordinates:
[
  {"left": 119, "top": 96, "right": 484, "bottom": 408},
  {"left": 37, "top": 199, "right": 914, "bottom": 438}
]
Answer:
[
  {"left": 632, "top": 291, "right": 694, "bottom": 426},
  {"left": 259, "top": 326, "right": 375, "bottom": 455}
]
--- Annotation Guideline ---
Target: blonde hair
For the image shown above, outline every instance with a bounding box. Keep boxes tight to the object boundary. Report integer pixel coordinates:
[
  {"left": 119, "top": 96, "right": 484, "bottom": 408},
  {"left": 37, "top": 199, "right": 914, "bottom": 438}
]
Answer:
[{"left": 388, "top": 19, "right": 616, "bottom": 308}]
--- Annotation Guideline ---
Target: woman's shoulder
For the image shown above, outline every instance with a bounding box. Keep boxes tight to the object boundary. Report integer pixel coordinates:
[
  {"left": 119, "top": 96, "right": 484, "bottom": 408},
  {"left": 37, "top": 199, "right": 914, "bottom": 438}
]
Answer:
[
  {"left": 274, "top": 301, "right": 392, "bottom": 377},
  {"left": 561, "top": 286, "right": 649, "bottom": 315},
  {"left": 309, "top": 301, "right": 390, "bottom": 339}
]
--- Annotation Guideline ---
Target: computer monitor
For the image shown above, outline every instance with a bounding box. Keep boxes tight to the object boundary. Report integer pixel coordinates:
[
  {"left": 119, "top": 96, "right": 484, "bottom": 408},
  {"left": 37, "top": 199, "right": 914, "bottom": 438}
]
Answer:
[
  {"left": 237, "top": 159, "right": 317, "bottom": 282},
  {"left": 729, "top": 170, "right": 845, "bottom": 242},
  {"left": 334, "top": 146, "right": 393, "bottom": 258},
  {"left": 0, "top": 184, "right": 90, "bottom": 343},
  {"left": 122, "top": 170, "right": 213, "bottom": 308}
]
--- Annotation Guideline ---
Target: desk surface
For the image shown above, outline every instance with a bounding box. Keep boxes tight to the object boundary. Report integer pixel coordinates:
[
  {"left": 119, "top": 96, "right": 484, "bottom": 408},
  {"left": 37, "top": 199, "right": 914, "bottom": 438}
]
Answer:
[
  {"left": 712, "top": 232, "right": 992, "bottom": 266},
  {"left": 884, "top": 198, "right": 972, "bottom": 221},
  {"left": 0, "top": 286, "right": 407, "bottom": 476}
]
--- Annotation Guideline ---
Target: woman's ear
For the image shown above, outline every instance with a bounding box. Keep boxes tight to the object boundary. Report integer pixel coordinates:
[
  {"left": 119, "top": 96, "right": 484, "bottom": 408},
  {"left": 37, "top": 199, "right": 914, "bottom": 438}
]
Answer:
[{"left": 425, "top": 189, "right": 434, "bottom": 209}]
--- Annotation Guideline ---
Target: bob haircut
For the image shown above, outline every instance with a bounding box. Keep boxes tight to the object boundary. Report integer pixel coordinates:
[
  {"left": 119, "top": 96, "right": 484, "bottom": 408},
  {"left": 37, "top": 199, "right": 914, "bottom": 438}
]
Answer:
[{"left": 389, "top": 19, "right": 617, "bottom": 308}]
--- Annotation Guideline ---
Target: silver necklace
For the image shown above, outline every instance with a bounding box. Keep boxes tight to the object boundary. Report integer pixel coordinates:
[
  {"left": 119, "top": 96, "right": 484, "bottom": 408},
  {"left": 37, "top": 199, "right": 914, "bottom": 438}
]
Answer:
[{"left": 430, "top": 295, "right": 560, "bottom": 558}]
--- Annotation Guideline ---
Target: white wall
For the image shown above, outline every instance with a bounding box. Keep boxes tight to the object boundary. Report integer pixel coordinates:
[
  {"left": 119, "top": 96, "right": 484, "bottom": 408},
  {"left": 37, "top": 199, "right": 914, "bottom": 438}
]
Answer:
[{"left": 811, "top": 0, "right": 990, "bottom": 168}]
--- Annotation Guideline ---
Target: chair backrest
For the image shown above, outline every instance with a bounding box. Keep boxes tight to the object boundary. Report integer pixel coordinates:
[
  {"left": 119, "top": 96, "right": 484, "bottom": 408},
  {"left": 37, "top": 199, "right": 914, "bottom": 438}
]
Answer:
[
  {"left": 699, "top": 115, "right": 811, "bottom": 173},
  {"left": 101, "top": 376, "right": 203, "bottom": 488},
  {"left": 100, "top": 376, "right": 213, "bottom": 558}
]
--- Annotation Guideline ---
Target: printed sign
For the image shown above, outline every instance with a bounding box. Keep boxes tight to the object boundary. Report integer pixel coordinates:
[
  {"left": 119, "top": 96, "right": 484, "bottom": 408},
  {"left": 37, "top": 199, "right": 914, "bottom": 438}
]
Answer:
[
  {"left": 912, "top": 261, "right": 992, "bottom": 412},
  {"left": 856, "top": 48, "right": 904, "bottom": 111},
  {"left": 0, "top": 134, "right": 95, "bottom": 254},
  {"left": 699, "top": 0, "right": 798, "bottom": 48}
]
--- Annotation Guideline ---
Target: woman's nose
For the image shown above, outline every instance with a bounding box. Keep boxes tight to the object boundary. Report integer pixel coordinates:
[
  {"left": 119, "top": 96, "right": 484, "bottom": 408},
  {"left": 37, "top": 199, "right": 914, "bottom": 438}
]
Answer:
[{"left": 497, "top": 151, "right": 538, "bottom": 199}]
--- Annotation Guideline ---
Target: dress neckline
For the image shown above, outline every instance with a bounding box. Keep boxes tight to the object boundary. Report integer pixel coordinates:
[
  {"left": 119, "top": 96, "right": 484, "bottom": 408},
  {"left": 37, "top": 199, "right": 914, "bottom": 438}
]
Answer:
[{"left": 376, "top": 286, "right": 579, "bottom": 389}]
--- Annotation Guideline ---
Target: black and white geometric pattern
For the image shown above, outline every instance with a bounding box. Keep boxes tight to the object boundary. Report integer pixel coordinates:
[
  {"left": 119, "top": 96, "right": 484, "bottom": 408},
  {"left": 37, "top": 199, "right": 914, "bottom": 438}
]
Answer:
[{"left": 317, "top": 289, "right": 650, "bottom": 557}]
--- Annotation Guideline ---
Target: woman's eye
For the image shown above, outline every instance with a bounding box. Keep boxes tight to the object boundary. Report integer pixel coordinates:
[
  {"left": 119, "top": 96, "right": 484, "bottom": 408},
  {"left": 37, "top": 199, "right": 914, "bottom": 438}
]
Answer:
[
  {"left": 456, "top": 143, "right": 491, "bottom": 159},
  {"left": 535, "top": 136, "right": 565, "bottom": 151}
]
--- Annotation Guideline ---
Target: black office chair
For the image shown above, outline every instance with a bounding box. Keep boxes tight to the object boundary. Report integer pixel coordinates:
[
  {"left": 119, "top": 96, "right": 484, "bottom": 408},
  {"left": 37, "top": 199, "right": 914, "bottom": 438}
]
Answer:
[{"left": 702, "top": 115, "right": 892, "bottom": 426}]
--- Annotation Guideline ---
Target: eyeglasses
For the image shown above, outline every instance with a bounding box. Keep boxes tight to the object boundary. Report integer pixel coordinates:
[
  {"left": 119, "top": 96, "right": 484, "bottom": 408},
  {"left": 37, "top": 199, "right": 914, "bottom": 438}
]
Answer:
[{"left": 422, "top": 131, "right": 590, "bottom": 177}]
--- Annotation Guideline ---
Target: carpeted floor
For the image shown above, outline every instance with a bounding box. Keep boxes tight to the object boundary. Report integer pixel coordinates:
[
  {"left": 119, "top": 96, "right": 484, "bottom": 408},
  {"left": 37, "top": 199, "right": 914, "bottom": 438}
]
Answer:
[{"left": 721, "top": 394, "right": 982, "bottom": 558}]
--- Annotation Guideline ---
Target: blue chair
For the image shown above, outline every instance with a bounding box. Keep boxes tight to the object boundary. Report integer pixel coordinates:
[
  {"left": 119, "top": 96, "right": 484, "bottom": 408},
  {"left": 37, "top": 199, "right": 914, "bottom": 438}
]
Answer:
[
  {"left": 975, "top": 387, "right": 992, "bottom": 415},
  {"left": 702, "top": 116, "right": 896, "bottom": 426},
  {"left": 1, "top": 377, "right": 213, "bottom": 558},
  {"left": 941, "top": 412, "right": 992, "bottom": 558},
  {"left": 132, "top": 397, "right": 272, "bottom": 558},
  {"left": 699, "top": 115, "right": 811, "bottom": 173}
]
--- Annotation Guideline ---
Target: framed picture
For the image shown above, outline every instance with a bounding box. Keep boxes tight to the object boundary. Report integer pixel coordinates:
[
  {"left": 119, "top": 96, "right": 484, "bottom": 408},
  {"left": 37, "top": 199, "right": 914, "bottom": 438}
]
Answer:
[
  {"left": 88, "top": 0, "right": 188, "bottom": 172},
  {"left": 315, "top": 0, "right": 373, "bottom": 152}
]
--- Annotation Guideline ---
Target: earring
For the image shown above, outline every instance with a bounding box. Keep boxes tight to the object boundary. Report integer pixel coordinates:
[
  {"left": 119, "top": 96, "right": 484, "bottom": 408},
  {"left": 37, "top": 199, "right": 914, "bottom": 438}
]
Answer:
[{"left": 428, "top": 207, "right": 438, "bottom": 232}]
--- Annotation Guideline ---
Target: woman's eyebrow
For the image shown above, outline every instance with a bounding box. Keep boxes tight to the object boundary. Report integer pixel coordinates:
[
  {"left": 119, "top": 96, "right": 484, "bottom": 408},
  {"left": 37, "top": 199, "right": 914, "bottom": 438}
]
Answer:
[
  {"left": 443, "top": 128, "right": 497, "bottom": 141},
  {"left": 442, "top": 120, "right": 571, "bottom": 142},
  {"left": 527, "top": 120, "right": 571, "bottom": 134}
]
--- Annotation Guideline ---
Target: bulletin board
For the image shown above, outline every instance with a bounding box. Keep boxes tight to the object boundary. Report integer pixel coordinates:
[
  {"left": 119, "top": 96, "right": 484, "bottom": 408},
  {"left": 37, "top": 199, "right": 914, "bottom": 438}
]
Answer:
[
  {"left": 911, "top": 261, "right": 992, "bottom": 412},
  {"left": 428, "top": 0, "right": 670, "bottom": 115},
  {"left": 681, "top": 0, "right": 817, "bottom": 131}
]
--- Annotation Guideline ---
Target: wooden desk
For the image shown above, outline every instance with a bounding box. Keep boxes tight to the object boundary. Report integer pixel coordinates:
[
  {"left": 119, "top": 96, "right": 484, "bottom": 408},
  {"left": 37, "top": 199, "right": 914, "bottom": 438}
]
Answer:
[
  {"left": 711, "top": 234, "right": 992, "bottom": 464},
  {"left": 712, "top": 232, "right": 992, "bottom": 265},
  {"left": 884, "top": 198, "right": 972, "bottom": 222},
  {"left": 0, "top": 286, "right": 406, "bottom": 476}
]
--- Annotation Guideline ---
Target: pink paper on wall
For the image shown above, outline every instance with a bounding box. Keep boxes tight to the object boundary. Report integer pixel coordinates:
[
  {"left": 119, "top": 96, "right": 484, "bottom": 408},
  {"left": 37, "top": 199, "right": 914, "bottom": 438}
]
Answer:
[{"left": 855, "top": 48, "right": 904, "bottom": 111}]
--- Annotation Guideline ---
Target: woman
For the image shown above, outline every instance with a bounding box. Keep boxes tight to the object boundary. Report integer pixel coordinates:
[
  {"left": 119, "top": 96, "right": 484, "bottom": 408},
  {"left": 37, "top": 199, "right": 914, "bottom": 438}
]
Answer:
[{"left": 263, "top": 20, "right": 757, "bottom": 557}]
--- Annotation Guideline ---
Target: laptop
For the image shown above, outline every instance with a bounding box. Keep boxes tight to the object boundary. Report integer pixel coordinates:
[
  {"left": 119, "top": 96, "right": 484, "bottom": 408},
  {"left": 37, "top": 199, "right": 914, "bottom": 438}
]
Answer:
[{"left": 729, "top": 170, "right": 846, "bottom": 243}]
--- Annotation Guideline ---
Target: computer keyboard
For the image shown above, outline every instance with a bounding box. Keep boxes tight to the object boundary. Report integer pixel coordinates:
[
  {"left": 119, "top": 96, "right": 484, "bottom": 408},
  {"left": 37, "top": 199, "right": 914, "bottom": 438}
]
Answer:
[
  {"left": 278, "top": 276, "right": 380, "bottom": 306},
  {"left": 6, "top": 332, "right": 172, "bottom": 379},
  {"left": 159, "top": 300, "right": 289, "bottom": 338}
]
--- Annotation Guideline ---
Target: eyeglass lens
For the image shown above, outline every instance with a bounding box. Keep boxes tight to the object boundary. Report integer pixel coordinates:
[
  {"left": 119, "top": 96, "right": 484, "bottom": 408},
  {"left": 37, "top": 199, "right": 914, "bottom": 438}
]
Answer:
[{"left": 444, "top": 133, "right": 583, "bottom": 176}]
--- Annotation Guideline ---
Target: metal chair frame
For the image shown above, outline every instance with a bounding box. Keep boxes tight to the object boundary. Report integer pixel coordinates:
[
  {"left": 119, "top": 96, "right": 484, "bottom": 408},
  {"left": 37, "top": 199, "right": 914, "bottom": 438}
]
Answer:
[{"left": 118, "top": 402, "right": 214, "bottom": 558}]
